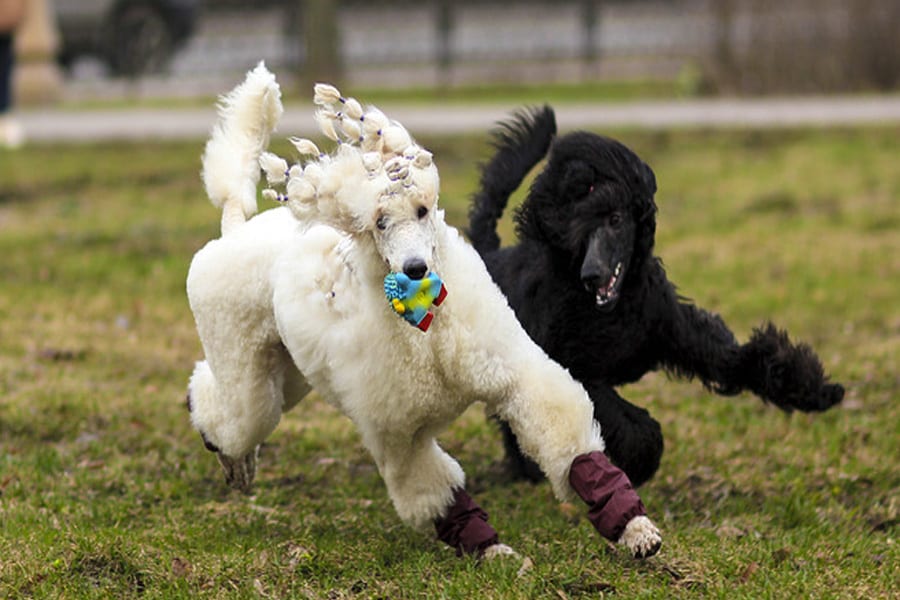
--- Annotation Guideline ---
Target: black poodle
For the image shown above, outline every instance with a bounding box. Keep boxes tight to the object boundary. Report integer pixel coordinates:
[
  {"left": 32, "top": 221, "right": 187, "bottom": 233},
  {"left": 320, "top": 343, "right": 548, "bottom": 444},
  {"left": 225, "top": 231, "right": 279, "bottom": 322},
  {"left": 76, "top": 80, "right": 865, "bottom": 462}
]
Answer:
[{"left": 467, "top": 106, "right": 844, "bottom": 487}]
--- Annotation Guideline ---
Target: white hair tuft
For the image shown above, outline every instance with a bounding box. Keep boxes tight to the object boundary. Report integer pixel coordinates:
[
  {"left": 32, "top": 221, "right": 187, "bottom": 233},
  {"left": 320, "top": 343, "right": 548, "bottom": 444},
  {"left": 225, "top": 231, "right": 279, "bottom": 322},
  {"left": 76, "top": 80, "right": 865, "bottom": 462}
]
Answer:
[
  {"left": 339, "top": 118, "right": 362, "bottom": 142},
  {"left": 382, "top": 125, "right": 412, "bottom": 155},
  {"left": 302, "top": 163, "right": 324, "bottom": 187},
  {"left": 289, "top": 137, "right": 321, "bottom": 157},
  {"left": 259, "top": 152, "right": 289, "bottom": 186},
  {"left": 413, "top": 149, "right": 433, "bottom": 169},
  {"left": 362, "top": 107, "right": 388, "bottom": 136},
  {"left": 314, "top": 110, "right": 339, "bottom": 141},
  {"left": 343, "top": 97, "right": 364, "bottom": 120},
  {"left": 313, "top": 83, "right": 341, "bottom": 106}
]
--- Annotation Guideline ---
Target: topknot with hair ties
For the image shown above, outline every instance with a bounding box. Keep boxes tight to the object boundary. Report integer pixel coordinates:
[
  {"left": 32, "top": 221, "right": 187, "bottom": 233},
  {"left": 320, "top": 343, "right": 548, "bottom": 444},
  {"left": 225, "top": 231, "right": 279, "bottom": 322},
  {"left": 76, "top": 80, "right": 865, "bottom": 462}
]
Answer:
[{"left": 259, "top": 82, "right": 437, "bottom": 231}]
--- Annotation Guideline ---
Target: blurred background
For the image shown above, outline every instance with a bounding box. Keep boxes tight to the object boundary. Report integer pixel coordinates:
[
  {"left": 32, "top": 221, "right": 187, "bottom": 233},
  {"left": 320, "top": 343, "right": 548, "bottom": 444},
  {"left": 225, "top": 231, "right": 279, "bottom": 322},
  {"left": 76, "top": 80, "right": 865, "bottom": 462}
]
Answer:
[
  {"left": 1, "top": 4, "right": 898, "bottom": 596},
  {"left": 8, "top": 0, "right": 900, "bottom": 108}
]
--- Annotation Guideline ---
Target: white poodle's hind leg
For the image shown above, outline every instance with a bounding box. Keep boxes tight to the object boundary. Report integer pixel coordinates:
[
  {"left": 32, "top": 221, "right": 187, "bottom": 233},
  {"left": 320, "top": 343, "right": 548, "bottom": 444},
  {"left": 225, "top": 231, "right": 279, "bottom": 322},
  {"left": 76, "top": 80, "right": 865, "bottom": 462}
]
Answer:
[{"left": 187, "top": 349, "right": 295, "bottom": 493}]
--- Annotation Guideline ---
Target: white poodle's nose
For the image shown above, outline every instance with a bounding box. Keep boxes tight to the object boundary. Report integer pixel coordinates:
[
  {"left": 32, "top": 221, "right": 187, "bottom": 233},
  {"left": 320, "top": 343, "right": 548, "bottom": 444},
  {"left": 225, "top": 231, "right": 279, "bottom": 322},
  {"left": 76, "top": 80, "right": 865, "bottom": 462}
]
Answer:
[{"left": 403, "top": 257, "right": 428, "bottom": 280}]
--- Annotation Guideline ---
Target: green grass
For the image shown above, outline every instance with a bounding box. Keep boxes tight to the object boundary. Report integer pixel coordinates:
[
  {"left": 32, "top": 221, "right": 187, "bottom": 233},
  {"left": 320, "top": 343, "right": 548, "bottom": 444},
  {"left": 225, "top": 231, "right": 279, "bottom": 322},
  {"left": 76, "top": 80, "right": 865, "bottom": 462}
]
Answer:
[
  {"left": 1, "top": 125, "right": 898, "bottom": 599},
  {"left": 61, "top": 78, "right": 683, "bottom": 112}
]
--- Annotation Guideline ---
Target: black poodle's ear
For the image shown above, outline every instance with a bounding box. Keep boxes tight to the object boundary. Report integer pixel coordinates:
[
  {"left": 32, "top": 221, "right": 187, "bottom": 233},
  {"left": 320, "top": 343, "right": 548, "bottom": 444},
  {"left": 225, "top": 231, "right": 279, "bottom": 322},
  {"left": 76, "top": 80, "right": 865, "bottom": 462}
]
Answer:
[
  {"left": 557, "top": 159, "right": 594, "bottom": 202},
  {"left": 515, "top": 156, "right": 592, "bottom": 245},
  {"left": 635, "top": 161, "right": 657, "bottom": 220},
  {"left": 639, "top": 160, "right": 657, "bottom": 196},
  {"left": 632, "top": 161, "right": 658, "bottom": 262}
]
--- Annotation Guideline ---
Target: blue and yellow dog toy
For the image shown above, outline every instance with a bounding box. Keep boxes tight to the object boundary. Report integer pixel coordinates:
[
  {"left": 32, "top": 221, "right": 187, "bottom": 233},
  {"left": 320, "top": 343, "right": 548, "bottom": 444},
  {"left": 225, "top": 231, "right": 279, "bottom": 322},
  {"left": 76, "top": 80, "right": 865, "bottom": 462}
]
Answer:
[{"left": 384, "top": 272, "right": 448, "bottom": 332}]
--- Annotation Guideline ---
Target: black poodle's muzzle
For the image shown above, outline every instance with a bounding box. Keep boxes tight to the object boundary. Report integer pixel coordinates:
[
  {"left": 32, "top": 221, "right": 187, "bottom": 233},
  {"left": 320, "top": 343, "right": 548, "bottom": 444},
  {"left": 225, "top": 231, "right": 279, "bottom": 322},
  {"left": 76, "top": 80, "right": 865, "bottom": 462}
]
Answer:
[
  {"left": 581, "top": 234, "right": 628, "bottom": 312},
  {"left": 581, "top": 263, "right": 624, "bottom": 312}
]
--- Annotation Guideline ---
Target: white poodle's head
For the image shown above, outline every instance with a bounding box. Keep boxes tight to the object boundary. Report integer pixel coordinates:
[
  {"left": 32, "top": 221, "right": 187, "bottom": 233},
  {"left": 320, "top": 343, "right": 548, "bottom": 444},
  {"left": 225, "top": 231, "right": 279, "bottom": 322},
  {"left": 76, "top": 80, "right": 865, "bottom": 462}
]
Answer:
[
  {"left": 370, "top": 152, "right": 440, "bottom": 277},
  {"left": 260, "top": 84, "right": 441, "bottom": 279}
]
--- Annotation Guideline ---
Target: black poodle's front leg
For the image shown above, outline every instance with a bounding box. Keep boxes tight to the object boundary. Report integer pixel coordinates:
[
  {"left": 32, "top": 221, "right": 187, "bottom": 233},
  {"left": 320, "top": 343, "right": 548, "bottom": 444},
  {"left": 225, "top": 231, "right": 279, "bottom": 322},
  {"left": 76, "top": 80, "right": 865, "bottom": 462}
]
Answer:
[
  {"left": 660, "top": 302, "right": 844, "bottom": 412},
  {"left": 498, "top": 382, "right": 663, "bottom": 488},
  {"left": 585, "top": 382, "right": 664, "bottom": 488}
]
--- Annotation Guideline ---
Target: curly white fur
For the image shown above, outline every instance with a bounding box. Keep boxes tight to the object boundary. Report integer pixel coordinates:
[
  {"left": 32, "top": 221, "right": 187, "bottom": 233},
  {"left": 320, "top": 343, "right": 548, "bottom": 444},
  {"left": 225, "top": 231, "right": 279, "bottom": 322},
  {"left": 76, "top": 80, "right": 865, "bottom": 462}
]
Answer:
[{"left": 186, "top": 66, "right": 656, "bottom": 551}]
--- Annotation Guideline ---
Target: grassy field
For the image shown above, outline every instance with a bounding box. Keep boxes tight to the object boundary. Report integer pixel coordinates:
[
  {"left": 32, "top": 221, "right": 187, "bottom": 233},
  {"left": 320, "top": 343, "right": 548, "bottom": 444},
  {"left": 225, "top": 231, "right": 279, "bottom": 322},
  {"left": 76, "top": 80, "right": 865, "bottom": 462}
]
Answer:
[{"left": 0, "top": 124, "right": 897, "bottom": 599}]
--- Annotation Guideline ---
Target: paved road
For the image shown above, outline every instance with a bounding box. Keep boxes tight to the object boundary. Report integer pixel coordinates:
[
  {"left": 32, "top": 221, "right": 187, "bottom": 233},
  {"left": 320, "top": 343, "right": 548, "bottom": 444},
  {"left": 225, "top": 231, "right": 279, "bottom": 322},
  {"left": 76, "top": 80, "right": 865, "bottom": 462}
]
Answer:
[{"left": 18, "top": 94, "right": 900, "bottom": 144}]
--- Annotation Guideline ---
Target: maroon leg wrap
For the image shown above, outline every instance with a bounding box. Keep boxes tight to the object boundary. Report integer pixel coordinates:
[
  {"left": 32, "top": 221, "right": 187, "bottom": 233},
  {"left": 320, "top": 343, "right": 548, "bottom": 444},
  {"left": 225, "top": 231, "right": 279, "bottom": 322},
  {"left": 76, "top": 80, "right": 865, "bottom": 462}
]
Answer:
[
  {"left": 434, "top": 488, "right": 499, "bottom": 556},
  {"left": 569, "top": 451, "right": 646, "bottom": 541}
]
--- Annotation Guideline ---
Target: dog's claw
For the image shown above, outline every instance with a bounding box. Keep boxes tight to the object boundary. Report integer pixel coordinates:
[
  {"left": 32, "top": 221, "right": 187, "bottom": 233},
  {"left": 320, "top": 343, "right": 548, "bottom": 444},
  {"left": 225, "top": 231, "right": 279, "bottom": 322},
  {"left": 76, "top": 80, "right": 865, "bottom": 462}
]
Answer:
[
  {"left": 617, "top": 515, "right": 662, "bottom": 559},
  {"left": 633, "top": 538, "right": 662, "bottom": 559},
  {"left": 480, "top": 543, "right": 519, "bottom": 561},
  {"left": 216, "top": 447, "right": 259, "bottom": 494}
]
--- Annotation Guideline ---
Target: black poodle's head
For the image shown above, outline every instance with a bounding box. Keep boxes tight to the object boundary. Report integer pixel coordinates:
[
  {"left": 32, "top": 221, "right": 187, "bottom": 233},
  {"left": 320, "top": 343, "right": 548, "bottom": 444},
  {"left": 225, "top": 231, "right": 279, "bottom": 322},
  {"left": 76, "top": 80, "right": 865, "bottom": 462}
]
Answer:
[{"left": 515, "top": 131, "right": 657, "bottom": 311}]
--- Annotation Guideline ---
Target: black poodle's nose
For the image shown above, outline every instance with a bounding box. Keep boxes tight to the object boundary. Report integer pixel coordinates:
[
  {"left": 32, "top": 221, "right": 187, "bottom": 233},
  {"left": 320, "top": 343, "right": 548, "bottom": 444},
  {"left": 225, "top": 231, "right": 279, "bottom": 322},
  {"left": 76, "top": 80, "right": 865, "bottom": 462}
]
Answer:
[
  {"left": 403, "top": 258, "right": 428, "bottom": 280},
  {"left": 580, "top": 265, "right": 610, "bottom": 291}
]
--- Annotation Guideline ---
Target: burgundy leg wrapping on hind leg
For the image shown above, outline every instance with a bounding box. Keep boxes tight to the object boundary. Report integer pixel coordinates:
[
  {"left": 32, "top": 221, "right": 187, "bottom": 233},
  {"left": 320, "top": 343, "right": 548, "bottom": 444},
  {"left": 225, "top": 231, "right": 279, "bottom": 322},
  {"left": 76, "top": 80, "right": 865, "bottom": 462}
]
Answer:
[
  {"left": 569, "top": 451, "right": 646, "bottom": 541},
  {"left": 434, "top": 488, "right": 499, "bottom": 556}
]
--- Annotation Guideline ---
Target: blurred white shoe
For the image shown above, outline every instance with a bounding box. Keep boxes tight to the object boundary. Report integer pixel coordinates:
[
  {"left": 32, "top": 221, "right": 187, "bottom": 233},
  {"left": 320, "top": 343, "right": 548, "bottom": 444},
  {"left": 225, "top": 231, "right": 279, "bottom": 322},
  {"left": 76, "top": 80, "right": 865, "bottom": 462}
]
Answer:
[{"left": 0, "top": 114, "right": 25, "bottom": 149}]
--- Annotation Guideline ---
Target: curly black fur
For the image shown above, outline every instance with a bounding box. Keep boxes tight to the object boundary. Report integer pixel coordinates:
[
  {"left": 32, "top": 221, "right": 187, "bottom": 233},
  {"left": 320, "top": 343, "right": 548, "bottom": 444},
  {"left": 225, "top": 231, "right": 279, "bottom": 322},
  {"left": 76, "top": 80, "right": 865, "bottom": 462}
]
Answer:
[{"left": 468, "top": 106, "right": 844, "bottom": 487}]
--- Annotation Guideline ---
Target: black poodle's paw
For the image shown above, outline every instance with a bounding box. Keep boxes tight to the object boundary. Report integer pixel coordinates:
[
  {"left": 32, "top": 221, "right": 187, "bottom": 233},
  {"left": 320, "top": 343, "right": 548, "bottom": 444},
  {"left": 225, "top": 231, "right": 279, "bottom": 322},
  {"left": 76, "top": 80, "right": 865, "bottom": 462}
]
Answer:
[
  {"left": 824, "top": 382, "right": 846, "bottom": 407},
  {"left": 797, "top": 381, "right": 845, "bottom": 412},
  {"left": 742, "top": 323, "right": 844, "bottom": 413},
  {"left": 763, "top": 380, "right": 845, "bottom": 413}
]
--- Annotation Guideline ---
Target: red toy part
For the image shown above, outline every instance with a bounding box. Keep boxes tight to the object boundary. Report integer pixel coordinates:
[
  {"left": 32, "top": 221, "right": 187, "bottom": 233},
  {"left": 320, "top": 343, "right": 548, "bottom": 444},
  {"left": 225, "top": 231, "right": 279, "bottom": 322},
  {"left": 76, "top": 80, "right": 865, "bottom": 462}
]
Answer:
[
  {"left": 417, "top": 312, "right": 435, "bottom": 332},
  {"left": 434, "top": 284, "right": 448, "bottom": 306}
]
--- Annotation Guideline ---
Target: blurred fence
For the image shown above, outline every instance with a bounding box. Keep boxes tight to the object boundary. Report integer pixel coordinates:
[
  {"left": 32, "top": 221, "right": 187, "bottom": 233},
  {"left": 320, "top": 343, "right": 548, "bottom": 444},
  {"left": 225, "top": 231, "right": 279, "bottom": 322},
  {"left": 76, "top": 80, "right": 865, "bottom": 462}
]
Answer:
[
  {"left": 64, "top": 0, "right": 900, "bottom": 96},
  {"left": 169, "top": 0, "right": 714, "bottom": 87}
]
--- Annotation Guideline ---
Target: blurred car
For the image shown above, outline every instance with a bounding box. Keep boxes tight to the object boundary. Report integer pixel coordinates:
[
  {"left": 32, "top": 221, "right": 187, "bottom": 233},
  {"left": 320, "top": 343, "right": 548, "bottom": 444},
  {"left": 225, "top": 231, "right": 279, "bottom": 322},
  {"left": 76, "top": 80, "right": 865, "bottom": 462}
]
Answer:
[{"left": 56, "top": 0, "right": 199, "bottom": 76}]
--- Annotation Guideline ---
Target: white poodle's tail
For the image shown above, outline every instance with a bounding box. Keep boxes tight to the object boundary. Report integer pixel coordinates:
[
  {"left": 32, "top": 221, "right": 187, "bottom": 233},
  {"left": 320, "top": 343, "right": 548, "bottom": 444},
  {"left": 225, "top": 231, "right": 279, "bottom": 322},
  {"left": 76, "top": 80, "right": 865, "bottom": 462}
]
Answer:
[{"left": 201, "top": 62, "right": 283, "bottom": 236}]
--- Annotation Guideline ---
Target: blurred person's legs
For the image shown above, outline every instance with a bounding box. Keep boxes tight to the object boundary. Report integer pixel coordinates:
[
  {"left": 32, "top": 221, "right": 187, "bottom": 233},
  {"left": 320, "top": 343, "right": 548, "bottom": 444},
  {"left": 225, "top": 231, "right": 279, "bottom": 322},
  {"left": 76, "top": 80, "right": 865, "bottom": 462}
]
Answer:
[{"left": 0, "top": 32, "right": 23, "bottom": 148}]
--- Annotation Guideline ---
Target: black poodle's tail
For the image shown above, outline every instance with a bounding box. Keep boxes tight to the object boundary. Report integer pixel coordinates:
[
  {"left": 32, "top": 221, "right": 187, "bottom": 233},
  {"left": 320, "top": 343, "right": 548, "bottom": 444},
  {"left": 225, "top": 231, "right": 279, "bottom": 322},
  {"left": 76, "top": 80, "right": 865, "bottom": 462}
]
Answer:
[
  {"left": 467, "top": 105, "right": 557, "bottom": 255},
  {"left": 737, "top": 322, "right": 845, "bottom": 412}
]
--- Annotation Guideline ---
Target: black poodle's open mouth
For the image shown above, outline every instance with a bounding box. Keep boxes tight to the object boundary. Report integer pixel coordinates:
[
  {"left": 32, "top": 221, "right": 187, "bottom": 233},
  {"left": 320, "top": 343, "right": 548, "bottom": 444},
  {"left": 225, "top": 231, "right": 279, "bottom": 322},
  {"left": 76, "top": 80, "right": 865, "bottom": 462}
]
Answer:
[{"left": 593, "top": 262, "right": 624, "bottom": 308}]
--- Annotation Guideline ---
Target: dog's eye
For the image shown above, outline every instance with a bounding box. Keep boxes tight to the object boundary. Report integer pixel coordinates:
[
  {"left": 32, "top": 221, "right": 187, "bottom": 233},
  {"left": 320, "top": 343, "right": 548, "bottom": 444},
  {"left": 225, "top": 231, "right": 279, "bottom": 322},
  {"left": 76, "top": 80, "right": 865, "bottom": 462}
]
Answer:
[
  {"left": 609, "top": 213, "right": 622, "bottom": 227},
  {"left": 376, "top": 215, "right": 388, "bottom": 231},
  {"left": 417, "top": 206, "right": 428, "bottom": 219}
]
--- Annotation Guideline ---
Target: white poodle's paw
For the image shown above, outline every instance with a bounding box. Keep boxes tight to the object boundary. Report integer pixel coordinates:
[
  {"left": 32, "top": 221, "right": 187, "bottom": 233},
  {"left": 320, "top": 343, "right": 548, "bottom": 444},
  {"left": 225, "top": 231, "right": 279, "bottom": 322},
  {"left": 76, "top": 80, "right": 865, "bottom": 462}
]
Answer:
[
  {"left": 216, "top": 446, "right": 259, "bottom": 494},
  {"left": 480, "top": 543, "right": 518, "bottom": 561},
  {"left": 617, "top": 515, "right": 661, "bottom": 559}
]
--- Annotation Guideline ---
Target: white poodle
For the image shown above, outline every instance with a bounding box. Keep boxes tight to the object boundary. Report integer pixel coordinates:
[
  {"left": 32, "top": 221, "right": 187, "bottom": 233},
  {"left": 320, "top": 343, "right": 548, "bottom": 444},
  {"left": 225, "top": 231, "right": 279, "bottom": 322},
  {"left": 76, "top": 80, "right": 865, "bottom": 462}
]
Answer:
[{"left": 186, "top": 64, "right": 661, "bottom": 559}]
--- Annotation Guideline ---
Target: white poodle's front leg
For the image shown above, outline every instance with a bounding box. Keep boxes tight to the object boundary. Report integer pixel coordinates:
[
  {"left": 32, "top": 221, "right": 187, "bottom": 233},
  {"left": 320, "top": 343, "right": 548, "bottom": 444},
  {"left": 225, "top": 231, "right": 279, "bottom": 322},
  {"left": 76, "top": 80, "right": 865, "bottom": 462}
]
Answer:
[
  {"left": 494, "top": 358, "right": 661, "bottom": 558},
  {"left": 215, "top": 446, "right": 259, "bottom": 494},
  {"left": 365, "top": 430, "right": 466, "bottom": 529},
  {"left": 569, "top": 451, "right": 662, "bottom": 558},
  {"left": 364, "top": 430, "right": 508, "bottom": 557}
]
